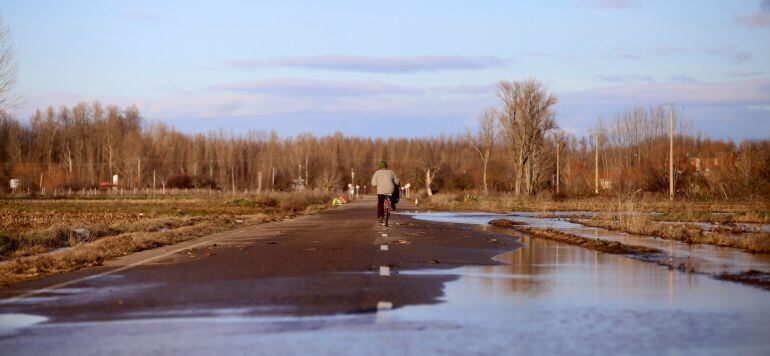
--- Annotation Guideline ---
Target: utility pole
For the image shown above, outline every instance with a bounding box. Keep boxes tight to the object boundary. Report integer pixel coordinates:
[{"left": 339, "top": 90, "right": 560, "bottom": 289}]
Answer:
[
  {"left": 231, "top": 166, "right": 235, "bottom": 195},
  {"left": 594, "top": 132, "right": 599, "bottom": 195},
  {"left": 153, "top": 170, "right": 156, "bottom": 192},
  {"left": 257, "top": 171, "right": 263, "bottom": 193},
  {"left": 305, "top": 155, "right": 309, "bottom": 188},
  {"left": 556, "top": 140, "right": 561, "bottom": 195},
  {"left": 669, "top": 109, "right": 675, "bottom": 200},
  {"left": 137, "top": 158, "right": 141, "bottom": 189},
  {"left": 351, "top": 168, "right": 355, "bottom": 187}
]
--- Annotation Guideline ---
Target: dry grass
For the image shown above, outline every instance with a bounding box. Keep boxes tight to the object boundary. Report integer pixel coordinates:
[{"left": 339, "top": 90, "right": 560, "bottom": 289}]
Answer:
[
  {"left": 425, "top": 193, "right": 769, "bottom": 253},
  {"left": 488, "top": 219, "right": 526, "bottom": 228},
  {"left": 576, "top": 197, "right": 770, "bottom": 254},
  {"left": 0, "top": 191, "right": 330, "bottom": 285},
  {"left": 424, "top": 192, "right": 769, "bottom": 216}
]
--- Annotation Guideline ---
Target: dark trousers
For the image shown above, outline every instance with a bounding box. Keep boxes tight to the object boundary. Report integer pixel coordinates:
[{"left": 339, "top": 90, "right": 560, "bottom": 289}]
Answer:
[{"left": 377, "top": 194, "right": 388, "bottom": 220}]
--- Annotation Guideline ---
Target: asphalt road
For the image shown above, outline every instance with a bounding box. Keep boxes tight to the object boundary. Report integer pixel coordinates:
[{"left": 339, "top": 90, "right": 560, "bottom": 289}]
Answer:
[{"left": 0, "top": 197, "right": 520, "bottom": 322}]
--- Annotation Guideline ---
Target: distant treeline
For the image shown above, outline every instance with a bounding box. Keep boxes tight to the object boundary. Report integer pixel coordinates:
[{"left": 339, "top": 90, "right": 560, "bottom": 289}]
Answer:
[{"left": 0, "top": 98, "right": 768, "bottom": 200}]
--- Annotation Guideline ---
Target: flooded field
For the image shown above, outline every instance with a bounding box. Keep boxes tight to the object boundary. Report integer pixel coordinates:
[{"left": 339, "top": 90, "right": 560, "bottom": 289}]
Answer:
[
  {"left": 2, "top": 212, "right": 769, "bottom": 355},
  {"left": 414, "top": 212, "right": 770, "bottom": 275}
]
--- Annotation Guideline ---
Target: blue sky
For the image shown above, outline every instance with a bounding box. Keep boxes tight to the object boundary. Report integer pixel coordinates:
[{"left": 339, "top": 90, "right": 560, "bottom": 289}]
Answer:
[{"left": 1, "top": 0, "right": 769, "bottom": 139}]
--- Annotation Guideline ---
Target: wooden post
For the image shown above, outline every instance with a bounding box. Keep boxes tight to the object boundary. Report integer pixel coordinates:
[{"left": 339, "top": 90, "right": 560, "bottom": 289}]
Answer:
[
  {"left": 305, "top": 155, "right": 309, "bottom": 188},
  {"left": 153, "top": 170, "right": 156, "bottom": 193},
  {"left": 257, "top": 171, "right": 263, "bottom": 193},
  {"left": 231, "top": 166, "right": 235, "bottom": 195}
]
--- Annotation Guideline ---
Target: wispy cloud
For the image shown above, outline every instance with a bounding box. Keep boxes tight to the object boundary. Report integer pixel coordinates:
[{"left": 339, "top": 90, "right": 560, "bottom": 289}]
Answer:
[
  {"left": 667, "top": 75, "right": 697, "bottom": 83},
  {"left": 736, "top": 0, "right": 770, "bottom": 28},
  {"left": 603, "top": 46, "right": 751, "bottom": 63},
  {"left": 583, "top": 0, "right": 641, "bottom": 9},
  {"left": 698, "top": 46, "right": 752, "bottom": 63},
  {"left": 123, "top": 9, "right": 161, "bottom": 22},
  {"left": 596, "top": 74, "right": 655, "bottom": 83},
  {"left": 225, "top": 55, "right": 512, "bottom": 73},
  {"left": 582, "top": 79, "right": 770, "bottom": 106},
  {"left": 518, "top": 51, "right": 580, "bottom": 60},
  {"left": 723, "top": 70, "right": 763, "bottom": 78},
  {"left": 599, "top": 48, "right": 645, "bottom": 60},
  {"left": 207, "top": 78, "right": 425, "bottom": 97}
]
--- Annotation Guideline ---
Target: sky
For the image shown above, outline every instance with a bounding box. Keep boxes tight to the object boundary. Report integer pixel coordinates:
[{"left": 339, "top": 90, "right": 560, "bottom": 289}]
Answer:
[{"left": 1, "top": 0, "right": 769, "bottom": 139}]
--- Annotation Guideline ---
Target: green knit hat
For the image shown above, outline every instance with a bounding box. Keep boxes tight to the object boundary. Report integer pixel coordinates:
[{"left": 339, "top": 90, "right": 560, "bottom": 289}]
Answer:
[{"left": 378, "top": 160, "right": 388, "bottom": 169}]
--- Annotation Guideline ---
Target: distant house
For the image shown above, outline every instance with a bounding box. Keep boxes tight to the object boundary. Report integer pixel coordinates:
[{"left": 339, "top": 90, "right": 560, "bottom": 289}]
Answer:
[
  {"left": 291, "top": 178, "right": 305, "bottom": 191},
  {"left": 689, "top": 155, "right": 725, "bottom": 176},
  {"left": 600, "top": 178, "right": 612, "bottom": 191}
]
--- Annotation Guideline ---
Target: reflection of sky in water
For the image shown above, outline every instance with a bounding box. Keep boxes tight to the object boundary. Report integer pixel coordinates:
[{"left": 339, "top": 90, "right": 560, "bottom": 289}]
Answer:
[{"left": 411, "top": 212, "right": 770, "bottom": 274}]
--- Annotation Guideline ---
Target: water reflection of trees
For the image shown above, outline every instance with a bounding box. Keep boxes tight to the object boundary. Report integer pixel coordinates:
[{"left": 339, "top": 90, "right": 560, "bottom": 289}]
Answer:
[{"left": 466, "top": 231, "right": 716, "bottom": 304}]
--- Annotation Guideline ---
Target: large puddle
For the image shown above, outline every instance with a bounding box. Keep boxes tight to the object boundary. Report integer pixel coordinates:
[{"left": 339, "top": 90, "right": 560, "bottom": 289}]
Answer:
[
  {"left": 412, "top": 212, "right": 770, "bottom": 275},
  {"left": 2, "top": 212, "right": 769, "bottom": 355}
]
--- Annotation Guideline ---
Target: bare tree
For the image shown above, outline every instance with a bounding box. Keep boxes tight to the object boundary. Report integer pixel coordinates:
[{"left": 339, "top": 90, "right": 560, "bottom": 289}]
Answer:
[
  {"left": 467, "top": 108, "right": 498, "bottom": 194},
  {"left": 0, "top": 17, "right": 18, "bottom": 113},
  {"left": 497, "top": 79, "right": 558, "bottom": 196},
  {"left": 418, "top": 141, "right": 443, "bottom": 197},
  {"left": 315, "top": 169, "right": 341, "bottom": 194}
]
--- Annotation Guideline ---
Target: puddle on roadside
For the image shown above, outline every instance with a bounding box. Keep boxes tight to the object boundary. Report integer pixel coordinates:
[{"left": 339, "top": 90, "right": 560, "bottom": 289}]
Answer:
[
  {"left": 411, "top": 212, "right": 770, "bottom": 275},
  {"left": 2, "top": 212, "right": 769, "bottom": 355},
  {"left": 0, "top": 313, "right": 48, "bottom": 337},
  {"left": 382, "top": 225, "right": 770, "bottom": 354}
]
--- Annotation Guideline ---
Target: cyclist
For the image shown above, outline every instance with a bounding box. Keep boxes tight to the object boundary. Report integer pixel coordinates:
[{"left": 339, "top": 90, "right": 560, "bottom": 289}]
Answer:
[{"left": 371, "top": 160, "right": 400, "bottom": 225}]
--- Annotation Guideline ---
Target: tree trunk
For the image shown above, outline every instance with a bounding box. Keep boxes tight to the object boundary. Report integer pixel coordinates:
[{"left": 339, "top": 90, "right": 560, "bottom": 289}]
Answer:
[
  {"left": 425, "top": 169, "right": 434, "bottom": 196},
  {"left": 514, "top": 155, "right": 526, "bottom": 196},
  {"left": 482, "top": 156, "right": 489, "bottom": 194}
]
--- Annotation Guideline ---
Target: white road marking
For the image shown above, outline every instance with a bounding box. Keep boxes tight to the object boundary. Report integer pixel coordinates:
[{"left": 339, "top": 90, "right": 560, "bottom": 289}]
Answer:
[
  {"left": 379, "top": 266, "right": 390, "bottom": 276},
  {"left": 380, "top": 245, "right": 389, "bottom": 251}
]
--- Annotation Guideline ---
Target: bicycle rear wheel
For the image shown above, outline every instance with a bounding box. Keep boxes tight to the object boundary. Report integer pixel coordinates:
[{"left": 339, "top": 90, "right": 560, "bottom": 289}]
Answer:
[{"left": 383, "top": 196, "right": 391, "bottom": 227}]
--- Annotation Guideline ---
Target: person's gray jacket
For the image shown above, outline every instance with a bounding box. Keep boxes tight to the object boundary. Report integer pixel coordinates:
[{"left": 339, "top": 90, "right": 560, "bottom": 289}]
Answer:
[{"left": 371, "top": 169, "right": 400, "bottom": 195}]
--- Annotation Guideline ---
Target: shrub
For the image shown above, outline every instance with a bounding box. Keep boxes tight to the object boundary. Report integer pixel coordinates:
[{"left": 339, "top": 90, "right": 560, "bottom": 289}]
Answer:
[
  {"left": 167, "top": 174, "right": 193, "bottom": 189},
  {"left": 0, "top": 232, "right": 18, "bottom": 256}
]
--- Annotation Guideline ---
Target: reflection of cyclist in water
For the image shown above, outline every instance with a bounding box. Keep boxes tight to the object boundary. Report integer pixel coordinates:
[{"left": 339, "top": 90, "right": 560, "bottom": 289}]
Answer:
[{"left": 371, "top": 160, "right": 400, "bottom": 225}]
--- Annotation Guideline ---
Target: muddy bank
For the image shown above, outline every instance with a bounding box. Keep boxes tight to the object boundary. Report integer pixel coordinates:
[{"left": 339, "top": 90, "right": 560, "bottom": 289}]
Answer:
[{"left": 568, "top": 217, "right": 770, "bottom": 254}]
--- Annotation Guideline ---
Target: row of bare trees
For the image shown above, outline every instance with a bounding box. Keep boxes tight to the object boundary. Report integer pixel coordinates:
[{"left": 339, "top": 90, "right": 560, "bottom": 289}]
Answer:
[{"left": 0, "top": 81, "right": 768, "bottom": 199}]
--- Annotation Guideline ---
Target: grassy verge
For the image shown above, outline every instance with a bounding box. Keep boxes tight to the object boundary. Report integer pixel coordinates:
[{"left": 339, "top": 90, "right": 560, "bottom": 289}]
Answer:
[
  {"left": 569, "top": 217, "right": 770, "bottom": 254},
  {"left": 0, "top": 191, "right": 330, "bottom": 286},
  {"left": 423, "top": 192, "right": 769, "bottom": 217}
]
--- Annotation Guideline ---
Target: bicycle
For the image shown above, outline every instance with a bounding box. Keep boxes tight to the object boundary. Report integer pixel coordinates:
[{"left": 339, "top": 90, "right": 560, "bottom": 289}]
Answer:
[{"left": 382, "top": 194, "right": 392, "bottom": 227}]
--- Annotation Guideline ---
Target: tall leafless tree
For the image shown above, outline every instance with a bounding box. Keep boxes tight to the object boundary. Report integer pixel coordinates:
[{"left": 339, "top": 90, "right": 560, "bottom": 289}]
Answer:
[
  {"left": 0, "top": 17, "right": 18, "bottom": 113},
  {"left": 468, "top": 108, "right": 498, "bottom": 194},
  {"left": 497, "top": 79, "right": 558, "bottom": 196}
]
